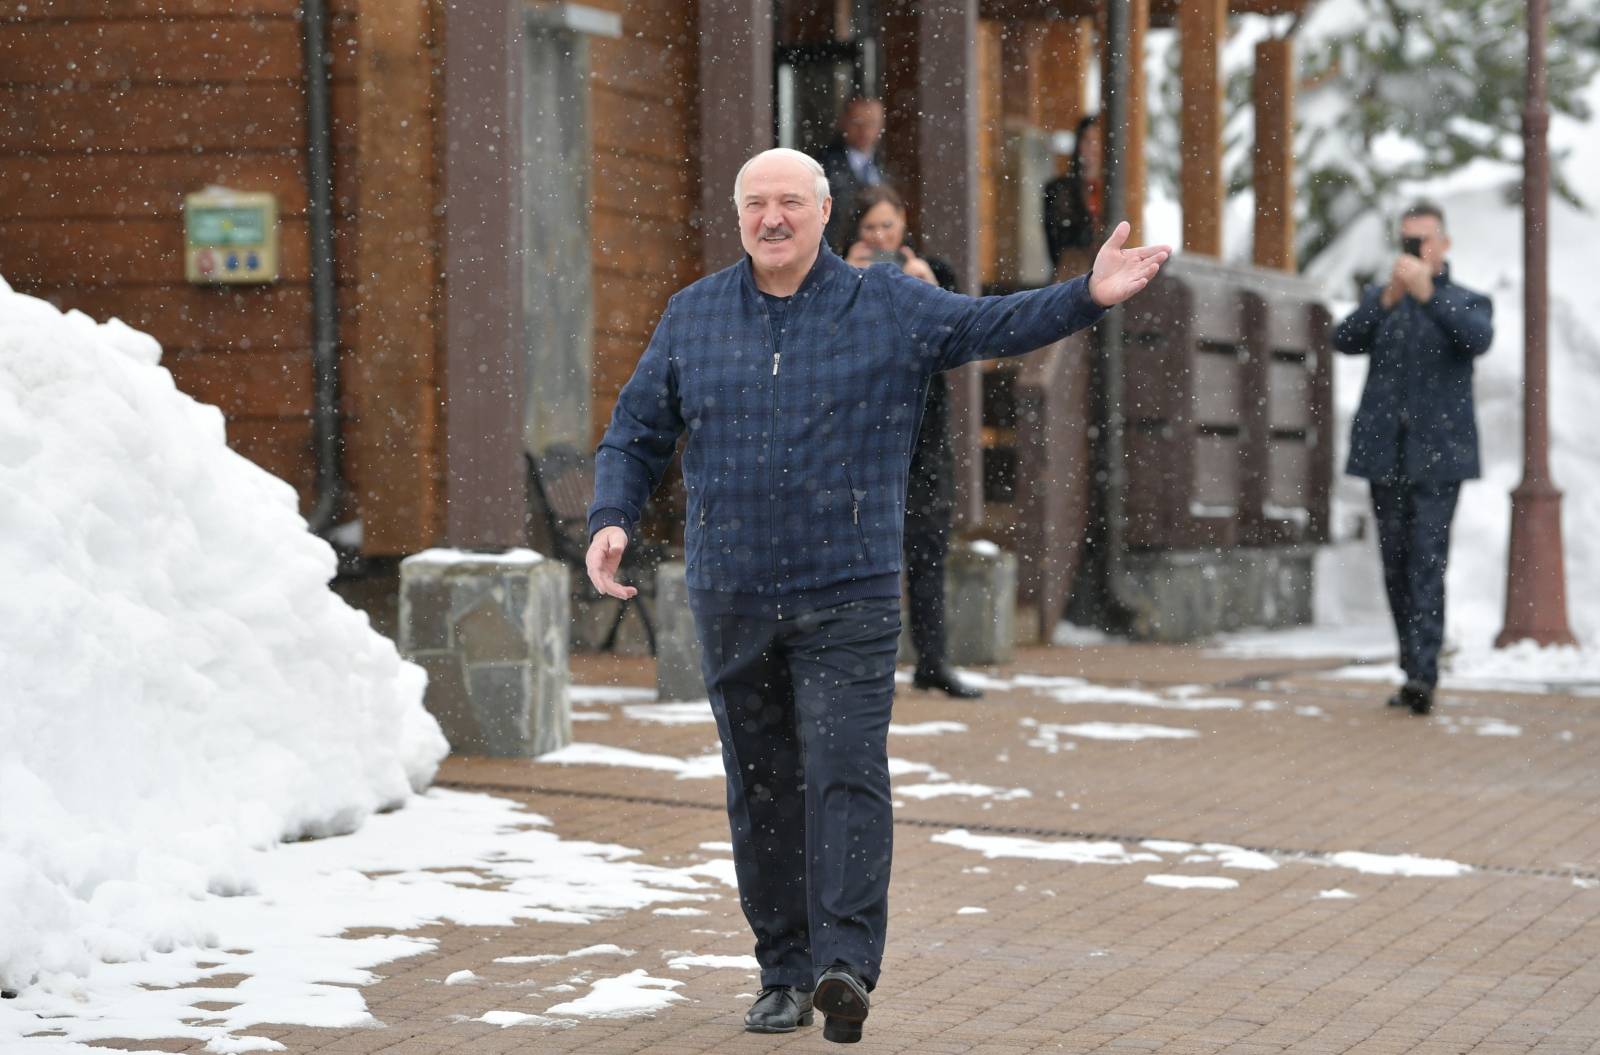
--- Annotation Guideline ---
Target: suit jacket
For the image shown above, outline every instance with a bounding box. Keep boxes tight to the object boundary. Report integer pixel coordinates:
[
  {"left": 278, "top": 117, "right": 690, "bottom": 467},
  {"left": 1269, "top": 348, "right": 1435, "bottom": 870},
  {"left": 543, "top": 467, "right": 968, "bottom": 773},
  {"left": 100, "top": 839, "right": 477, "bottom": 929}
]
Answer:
[
  {"left": 1332, "top": 264, "right": 1493, "bottom": 482},
  {"left": 816, "top": 137, "right": 884, "bottom": 253}
]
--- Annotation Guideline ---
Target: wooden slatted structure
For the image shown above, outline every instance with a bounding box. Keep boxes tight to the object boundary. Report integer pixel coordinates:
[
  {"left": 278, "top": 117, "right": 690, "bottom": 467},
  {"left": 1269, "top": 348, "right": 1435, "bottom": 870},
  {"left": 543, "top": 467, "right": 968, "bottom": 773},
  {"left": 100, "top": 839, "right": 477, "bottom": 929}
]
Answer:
[{"left": 0, "top": 0, "right": 364, "bottom": 514}]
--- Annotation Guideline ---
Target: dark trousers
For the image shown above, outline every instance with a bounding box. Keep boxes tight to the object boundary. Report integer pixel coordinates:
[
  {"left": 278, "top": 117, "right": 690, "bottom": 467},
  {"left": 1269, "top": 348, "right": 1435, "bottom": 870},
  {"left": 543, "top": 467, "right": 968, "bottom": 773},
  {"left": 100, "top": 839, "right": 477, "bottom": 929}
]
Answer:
[
  {"left": 690, "top": 596, "right": 901, "bottom": 991},
  {"left": 1370, "top": 479, "right": 1461, "bottom": 688},
  {"left": 903, "top": 504, "right": 951, "bottom": 673}
]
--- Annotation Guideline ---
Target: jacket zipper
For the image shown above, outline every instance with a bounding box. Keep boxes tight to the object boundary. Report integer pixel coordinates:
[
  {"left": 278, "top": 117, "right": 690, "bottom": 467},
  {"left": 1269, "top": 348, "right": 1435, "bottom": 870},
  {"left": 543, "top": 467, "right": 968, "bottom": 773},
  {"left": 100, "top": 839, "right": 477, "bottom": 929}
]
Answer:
[
  {"left": 843, "top": 464, "right": 868, "bottom": 557},
  {"left": 759, "top": 302, "right": 782, "bottom": 588}
]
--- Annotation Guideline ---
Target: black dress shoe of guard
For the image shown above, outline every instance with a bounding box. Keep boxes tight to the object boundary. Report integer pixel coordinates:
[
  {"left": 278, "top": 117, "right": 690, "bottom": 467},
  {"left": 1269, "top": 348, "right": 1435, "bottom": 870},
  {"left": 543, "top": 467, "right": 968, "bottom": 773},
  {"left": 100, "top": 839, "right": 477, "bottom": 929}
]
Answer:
[
  {"left": 744, "top": 985, "right": 813, "bottom": 1033},
  {"left": 912, "top": 665, "right": 983, "bottom": 699},
  {"left": 814, "top": 964, "right": 870, "bottom": 1044},
  {"left": 1404, "top": 680, "right": 1435, "bottom": 716},
  {"left": 1385, "top": 688, "right": 1409, "bottom": 708}
]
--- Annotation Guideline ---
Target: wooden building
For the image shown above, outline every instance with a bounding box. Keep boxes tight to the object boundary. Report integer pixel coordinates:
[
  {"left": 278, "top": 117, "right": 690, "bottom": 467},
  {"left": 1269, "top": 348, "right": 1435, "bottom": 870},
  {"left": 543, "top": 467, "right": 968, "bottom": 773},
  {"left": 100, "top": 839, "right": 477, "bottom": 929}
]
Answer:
[{"left": 0, "top": 0, "right": 1324, "bottom": 640}]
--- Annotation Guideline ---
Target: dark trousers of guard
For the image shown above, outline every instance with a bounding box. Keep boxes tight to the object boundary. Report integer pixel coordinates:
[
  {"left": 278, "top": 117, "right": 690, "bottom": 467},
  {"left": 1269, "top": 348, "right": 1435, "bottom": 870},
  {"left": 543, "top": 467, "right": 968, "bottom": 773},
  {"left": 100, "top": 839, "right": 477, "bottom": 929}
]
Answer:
[
  {"left": 690, "top": 596, "right": 901, "bottom": 992},
  {"left": 1370, "top": 479, "right": 1461, "bottom": 688},
  {"left": 903, "top": 505, "right": 951, "bottom": 673}
]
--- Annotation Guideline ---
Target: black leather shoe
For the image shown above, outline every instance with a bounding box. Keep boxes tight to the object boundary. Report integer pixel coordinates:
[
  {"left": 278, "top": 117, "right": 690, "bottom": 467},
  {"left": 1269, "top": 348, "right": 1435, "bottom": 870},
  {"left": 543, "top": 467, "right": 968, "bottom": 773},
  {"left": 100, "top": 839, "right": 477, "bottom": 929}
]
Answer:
[
  {"left": 813, "top": 964, "right": 870, "bottom": 1044},
  {"left": 912, "top": 665, "right": 983, "bottom": 699},
  {"left": 1385, "top": 688, "right": 1409, "bottom": 708},
  {"left": 1405, "top": 680, "right": 1435, "bottom": 716},
  {"left": 744, "top": 985, "right": 813, "bottom": 1033}
]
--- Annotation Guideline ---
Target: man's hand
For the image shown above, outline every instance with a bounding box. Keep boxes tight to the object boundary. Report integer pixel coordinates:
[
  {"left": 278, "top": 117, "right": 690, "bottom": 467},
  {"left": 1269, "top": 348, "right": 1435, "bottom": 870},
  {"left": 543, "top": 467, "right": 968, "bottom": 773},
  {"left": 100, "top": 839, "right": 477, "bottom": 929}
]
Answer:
[
  {"left": 1088, "top": 222, "right": 1172, "bottom": 307},
  {"left": 585, "top": 526, "right": 637, "bottom": 599},
  {"left": 1394, "top": 253, "right": 1434, "bottom": 303}
]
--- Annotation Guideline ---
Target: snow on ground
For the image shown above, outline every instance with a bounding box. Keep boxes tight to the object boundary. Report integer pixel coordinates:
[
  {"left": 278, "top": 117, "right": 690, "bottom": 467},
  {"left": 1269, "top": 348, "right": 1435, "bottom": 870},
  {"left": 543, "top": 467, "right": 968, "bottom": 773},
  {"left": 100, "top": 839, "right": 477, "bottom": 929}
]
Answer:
[
  {"left": 934, "top": 830, "right": 1475, "bottom": 888},
  {"left": 0, "top": 790, "right": 727, "bottom": 1052},
  {"left": 0, "top": 280, "right": 449, "bottom": 996}
]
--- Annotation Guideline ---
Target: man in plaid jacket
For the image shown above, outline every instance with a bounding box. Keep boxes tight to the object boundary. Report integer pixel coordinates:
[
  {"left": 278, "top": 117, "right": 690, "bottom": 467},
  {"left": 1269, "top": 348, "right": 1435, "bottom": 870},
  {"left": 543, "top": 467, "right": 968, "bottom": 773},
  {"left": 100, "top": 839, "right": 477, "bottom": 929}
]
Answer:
[{"left": 587, "top": 147, "right": 1169, "bottom": 1043}]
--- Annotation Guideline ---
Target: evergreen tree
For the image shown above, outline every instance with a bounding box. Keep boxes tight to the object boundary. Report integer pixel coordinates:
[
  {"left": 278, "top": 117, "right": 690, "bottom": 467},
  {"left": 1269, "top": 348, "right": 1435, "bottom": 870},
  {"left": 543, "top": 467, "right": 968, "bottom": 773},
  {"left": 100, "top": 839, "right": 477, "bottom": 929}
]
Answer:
[{"left": 1147, "top": 0, "right": 1599, "bottom": 269}]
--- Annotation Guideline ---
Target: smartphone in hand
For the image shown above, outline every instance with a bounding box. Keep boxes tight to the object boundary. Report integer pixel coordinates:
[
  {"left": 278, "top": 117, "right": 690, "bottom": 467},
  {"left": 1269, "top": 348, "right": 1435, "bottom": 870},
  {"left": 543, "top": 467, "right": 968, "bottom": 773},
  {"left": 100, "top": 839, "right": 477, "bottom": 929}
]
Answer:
[{"left": 1401, "top": 235, "right": 1423, "bottom": 258}]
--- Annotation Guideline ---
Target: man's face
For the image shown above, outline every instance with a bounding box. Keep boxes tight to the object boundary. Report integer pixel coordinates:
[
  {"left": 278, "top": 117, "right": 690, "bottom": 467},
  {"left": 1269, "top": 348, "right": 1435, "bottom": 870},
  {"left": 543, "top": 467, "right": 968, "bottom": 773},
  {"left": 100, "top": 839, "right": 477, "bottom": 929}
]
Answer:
[
  {"left": 738, "top": 154, "right": 830, "bottom": 275},
  {"left": 841, "top": 101, "right": 884, "bottom": 153},
  {"left": 1400, "top": 215, "right": 1449, "bottom": 275}
]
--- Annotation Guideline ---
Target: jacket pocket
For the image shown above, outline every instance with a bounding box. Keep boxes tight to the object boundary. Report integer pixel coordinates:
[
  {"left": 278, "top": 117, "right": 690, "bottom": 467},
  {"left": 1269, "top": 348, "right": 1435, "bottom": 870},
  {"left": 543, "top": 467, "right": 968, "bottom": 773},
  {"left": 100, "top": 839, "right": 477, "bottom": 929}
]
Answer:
[{"left": 843, "top": 465, "right": 870, "bottom": 561}]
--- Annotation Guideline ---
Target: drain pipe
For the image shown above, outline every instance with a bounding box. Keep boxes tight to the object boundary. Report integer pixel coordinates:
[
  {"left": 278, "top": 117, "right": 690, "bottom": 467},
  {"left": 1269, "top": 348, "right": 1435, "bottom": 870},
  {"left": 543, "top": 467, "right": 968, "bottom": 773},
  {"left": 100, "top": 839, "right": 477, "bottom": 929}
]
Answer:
[
  {"left": 1098, "top": 0, "right": 1150, "bottom": 634},
  {"left": 301, "top": 0, "right": 345, "bottom": 535}
]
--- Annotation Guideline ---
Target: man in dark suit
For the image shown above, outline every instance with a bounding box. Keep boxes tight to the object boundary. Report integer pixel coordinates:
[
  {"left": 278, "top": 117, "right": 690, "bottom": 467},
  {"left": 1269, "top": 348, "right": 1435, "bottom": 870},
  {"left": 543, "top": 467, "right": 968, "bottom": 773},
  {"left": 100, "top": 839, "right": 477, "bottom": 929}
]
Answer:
[
  {"left": 1333, "top": 200, "right": 1494, "bottom": 716},
  {"left": 816, "top": 97, "right": 886, "bottom": 252}
]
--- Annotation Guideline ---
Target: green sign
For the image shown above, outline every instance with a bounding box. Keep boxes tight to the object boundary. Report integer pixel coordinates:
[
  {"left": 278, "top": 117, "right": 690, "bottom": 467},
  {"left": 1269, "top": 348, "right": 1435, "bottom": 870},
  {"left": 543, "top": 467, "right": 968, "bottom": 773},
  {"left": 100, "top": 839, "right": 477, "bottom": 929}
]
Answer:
[{"left": 187, "top": 206, "right": 267, "bottom": 247}]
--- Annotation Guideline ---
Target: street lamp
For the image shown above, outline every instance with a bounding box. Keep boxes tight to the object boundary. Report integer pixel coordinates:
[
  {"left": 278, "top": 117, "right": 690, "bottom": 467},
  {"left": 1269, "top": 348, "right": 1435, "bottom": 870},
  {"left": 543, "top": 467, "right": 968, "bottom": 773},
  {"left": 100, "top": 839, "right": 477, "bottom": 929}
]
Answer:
[{"left": 1496, "top": 0, "right": 1576, "bottom": 648}]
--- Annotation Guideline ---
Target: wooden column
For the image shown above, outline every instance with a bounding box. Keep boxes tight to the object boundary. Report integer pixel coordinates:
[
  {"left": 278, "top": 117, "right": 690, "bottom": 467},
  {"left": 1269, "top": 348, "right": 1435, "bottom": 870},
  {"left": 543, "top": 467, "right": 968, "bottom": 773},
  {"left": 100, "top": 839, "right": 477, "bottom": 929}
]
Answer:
[
  {"left": 1102, "top": 0, "right": 1150, "bottom": 244},
  {"left": 698, "top": 0, "right": 773, "bottom": 271},
  {"left": 1125, "top": 0, "right": 1148, "bottom": 245},
  {"left": 1179, "top": 0, "right": 1226, "bottom": 256},
  {"left": 1251, "top": 36, "right": 1295, "bottom": 271},
  {"left": 441, "top": 0, "right": 527, "bottom": 548},
  {"left": 355, "top": 0, "right": 439, "bottom": 554},
  {"left": 1038, "top": 18, "right": 1093, "bottom": 141},
  {"left": 881, "top": 0, "right": 983, "bottom": 527}
]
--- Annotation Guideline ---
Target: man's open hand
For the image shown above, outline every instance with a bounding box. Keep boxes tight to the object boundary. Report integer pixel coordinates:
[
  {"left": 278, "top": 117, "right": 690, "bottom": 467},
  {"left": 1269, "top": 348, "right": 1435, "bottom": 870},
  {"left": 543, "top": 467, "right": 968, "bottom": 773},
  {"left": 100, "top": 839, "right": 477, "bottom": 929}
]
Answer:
[
  {"left": 1088, "top": 221, "right": 1173, "bottom": 307},
  {"left": 585, "top": 526, "right": 637, "bottom": 599}
]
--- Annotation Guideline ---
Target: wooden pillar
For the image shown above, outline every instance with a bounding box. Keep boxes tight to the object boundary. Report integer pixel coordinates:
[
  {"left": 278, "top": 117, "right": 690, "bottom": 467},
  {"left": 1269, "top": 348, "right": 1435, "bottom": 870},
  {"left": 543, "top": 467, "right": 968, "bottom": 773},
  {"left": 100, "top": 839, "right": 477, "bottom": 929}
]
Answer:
[
  {"left": 1102, "top": 0, "right": 1149, "bottom": 245},
  {"left": 1001, "top": 22, "right": 1043, "bottom": 126},
  {"left": 1125, "top": 0, "right": 1148, "bottom": 245},
  {"left": 1179, "top": 0, "right": 1226, "bottom": 256},
  {"left": 698, "top": 0, "right": 773, "bottom": 271},
  {"left": 977, "top": 19, "right": 1003, "bottom": 287},
  {"left": 355, "top": 0, "right": 439, "bottom": 554},
  {"left": 881, "top": 0, "right": 983, "bottom": 527},
  {"left": 1252, "top": 36, "right": 1295, "bottom": 272},
  {"left": 441, "top": 0, "right": 526, "bottom": 548},
  {"left": 1038, "top": 18, "right": 1093, "bottom": 139}
]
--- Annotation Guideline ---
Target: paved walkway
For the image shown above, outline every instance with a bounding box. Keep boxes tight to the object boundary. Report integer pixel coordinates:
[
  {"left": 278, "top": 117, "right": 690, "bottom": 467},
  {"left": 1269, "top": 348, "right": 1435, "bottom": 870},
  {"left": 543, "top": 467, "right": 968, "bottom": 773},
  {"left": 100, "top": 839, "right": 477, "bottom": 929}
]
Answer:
[{"left": 110, "top": 644, "right": 1600, "bottom": 1053}]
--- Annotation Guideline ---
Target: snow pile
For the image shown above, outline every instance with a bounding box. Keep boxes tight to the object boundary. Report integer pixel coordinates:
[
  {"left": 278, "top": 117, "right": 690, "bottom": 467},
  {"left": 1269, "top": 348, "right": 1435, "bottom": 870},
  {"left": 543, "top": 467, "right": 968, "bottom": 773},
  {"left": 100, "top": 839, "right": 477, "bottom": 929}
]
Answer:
[{"left": 0, "top": 277, "right": 449, "bottom": 993}]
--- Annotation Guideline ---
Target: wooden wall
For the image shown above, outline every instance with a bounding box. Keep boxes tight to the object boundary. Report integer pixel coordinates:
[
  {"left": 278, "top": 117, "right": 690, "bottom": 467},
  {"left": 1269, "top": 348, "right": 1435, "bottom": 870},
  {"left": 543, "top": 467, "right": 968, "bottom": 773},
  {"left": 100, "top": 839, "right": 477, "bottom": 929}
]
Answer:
[
  {"left": 586, "top": 0, "right": 702, "bottom": 450},
  {"left": 0, "top": 0, "right": 365, "bottom": 515}
]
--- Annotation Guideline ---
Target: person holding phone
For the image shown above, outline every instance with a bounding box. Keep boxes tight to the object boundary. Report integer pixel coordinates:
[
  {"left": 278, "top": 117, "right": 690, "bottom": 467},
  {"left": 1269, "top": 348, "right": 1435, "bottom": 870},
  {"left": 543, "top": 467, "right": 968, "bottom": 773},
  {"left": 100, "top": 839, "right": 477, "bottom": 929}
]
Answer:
[
  {"left": 1333, "top": 200, "right": 1494, "bottom": 716},
  {"left": 845, "top": 185, "right": 982, "bottom": 699}
]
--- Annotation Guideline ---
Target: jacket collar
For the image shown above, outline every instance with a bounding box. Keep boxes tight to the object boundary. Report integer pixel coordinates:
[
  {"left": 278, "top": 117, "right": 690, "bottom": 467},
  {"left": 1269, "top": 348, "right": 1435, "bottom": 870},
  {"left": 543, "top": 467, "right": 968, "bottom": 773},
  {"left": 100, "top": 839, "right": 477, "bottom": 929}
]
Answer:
[{"left": 738, "top": 240, "right": 845, "bottom": 302}]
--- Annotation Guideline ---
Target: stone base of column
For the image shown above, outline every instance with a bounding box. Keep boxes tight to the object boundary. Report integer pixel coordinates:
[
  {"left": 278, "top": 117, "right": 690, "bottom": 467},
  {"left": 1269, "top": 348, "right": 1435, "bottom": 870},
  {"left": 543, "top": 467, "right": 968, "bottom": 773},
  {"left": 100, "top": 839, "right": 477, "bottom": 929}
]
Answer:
[
  {"left": 398, "top": 549, "right": 571, "bottom": 757},
  {"left": 1496, "top": 484, "right": 1576, "bottom": 647},
  {"left": 654, "top": 561, "right": 708, "bottom": 702}
]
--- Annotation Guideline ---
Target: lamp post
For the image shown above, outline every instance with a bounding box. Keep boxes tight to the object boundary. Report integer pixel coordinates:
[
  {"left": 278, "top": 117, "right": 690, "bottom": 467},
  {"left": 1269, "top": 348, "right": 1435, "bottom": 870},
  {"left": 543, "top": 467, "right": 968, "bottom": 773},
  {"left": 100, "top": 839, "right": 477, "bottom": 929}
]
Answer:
[{"left": 1496, "top": 0, "right": 1575, "bottom": 648}]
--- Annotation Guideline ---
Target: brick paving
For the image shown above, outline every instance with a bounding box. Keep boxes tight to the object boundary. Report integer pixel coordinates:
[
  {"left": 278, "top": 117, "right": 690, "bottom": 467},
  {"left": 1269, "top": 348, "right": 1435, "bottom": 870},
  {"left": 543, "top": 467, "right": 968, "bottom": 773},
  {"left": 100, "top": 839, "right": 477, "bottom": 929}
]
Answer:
[{"left": 89, "top": 644, "right": 1600, "bottom": 1053}]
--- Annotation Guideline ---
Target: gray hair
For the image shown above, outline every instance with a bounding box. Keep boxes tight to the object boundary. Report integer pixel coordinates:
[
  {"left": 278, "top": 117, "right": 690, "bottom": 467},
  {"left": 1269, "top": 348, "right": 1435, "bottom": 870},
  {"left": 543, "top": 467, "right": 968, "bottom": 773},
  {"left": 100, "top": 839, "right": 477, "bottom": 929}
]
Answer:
[{"left": 731, "top": 148, "right": 832, "bottom": 211}]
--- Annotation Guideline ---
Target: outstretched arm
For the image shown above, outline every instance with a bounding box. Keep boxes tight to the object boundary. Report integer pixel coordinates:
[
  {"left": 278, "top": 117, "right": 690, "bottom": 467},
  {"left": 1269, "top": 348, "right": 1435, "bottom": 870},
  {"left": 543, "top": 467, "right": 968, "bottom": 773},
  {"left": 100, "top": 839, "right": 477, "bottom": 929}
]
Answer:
[{"left": 888, "top": 220, "right": 1172, "bottom": 372}]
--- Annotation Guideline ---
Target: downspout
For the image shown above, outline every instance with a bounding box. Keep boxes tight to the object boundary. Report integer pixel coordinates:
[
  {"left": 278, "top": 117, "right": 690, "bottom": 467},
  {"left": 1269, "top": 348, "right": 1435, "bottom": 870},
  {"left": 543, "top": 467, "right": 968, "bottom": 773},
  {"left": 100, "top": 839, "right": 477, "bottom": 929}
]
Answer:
[
  {"left": 301, "top": 0, "right": 345, "bottom": 535},
  {"left": 1098, "top": 0, "right": 1149, "bottom": 633}
]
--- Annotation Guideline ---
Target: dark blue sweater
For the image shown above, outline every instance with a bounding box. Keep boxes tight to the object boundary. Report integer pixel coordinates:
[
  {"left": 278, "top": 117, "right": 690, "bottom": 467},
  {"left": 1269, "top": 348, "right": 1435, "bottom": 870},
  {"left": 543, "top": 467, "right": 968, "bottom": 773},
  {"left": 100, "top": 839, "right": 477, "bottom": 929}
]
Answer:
[{"left": 589, "top": 243, "right": 1106, "bottom": 612}]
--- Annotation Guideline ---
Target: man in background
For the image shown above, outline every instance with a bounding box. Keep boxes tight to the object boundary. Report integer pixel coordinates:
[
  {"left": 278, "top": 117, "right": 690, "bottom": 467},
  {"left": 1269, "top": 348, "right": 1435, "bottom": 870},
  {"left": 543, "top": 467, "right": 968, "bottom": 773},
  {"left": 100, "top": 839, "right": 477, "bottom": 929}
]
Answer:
[
  {"left": 1333, "top": 200, "right": 1494, "bottom": 716},
  {"left": 816, "top": 96, "right": 886, "bottom": 252}
]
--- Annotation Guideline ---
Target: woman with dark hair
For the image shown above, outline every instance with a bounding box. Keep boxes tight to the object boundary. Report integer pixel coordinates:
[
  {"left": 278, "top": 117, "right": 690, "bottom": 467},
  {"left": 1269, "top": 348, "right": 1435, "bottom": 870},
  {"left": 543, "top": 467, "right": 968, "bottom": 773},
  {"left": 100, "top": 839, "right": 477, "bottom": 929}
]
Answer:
[
  {"left": 843, "top": 185, "right": 982, "bottom": 699},
  {"left": 1042, "top": 114, "right": 1104, "bottom": 276}
]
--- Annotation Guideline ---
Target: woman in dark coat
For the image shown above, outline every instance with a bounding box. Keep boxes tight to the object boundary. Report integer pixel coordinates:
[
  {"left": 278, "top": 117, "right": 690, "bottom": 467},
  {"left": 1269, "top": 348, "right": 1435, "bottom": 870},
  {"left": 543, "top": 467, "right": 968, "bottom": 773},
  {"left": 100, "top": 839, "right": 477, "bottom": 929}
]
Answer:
[
  {"left": 1042, "top": 114, "right": 1104, "bottom": 277},
  {"left": 843, "top": 184, "right": 982, "bottom": 699}
]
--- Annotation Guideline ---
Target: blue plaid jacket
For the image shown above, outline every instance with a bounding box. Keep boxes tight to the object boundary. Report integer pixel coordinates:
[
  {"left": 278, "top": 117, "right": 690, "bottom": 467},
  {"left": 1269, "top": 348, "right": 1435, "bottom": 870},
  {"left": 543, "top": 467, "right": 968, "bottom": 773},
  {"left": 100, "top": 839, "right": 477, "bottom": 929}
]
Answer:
[{"left": 589, "top": 244, "right": 1106, "bottom": 598}]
